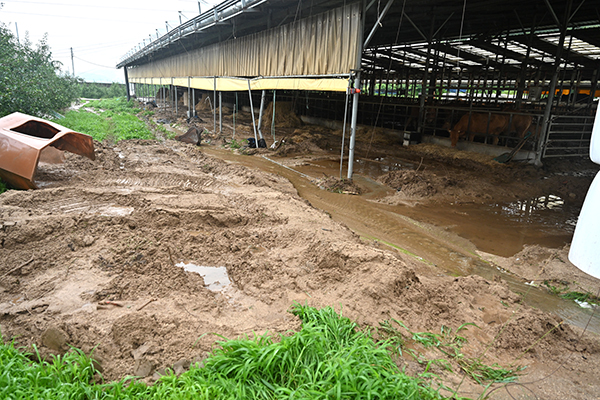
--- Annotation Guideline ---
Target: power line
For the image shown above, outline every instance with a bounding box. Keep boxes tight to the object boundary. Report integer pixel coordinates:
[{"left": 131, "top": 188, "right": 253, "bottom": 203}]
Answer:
[
  {"left": 73, "top": 55, "right": 116, "bottom": 69},
  {"left": 2, "top": 0, "right": 198, "bottom": 14},
  {"left": 52, "top": 41, "right": 132, "bottom": 56},
  {"left": 1, "top": 10, "right": 191, "bottom": 25}
]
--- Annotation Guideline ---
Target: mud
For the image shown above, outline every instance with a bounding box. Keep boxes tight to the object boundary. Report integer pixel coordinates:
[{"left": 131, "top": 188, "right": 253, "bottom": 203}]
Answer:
[{"left": 1, "top": 105, "right": 600, "bottom": 399}]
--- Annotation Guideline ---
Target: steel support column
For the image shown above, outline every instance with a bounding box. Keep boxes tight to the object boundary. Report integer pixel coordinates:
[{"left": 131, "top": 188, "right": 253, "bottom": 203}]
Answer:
[
  {"left": 247, "top": 80, "right": 259, "bottom": 146},
  {"left": 124, "top": 67, "right": 131, "bottom": 101},
  {"left": 347, "top": 0, "right": 367, "bottom": 180},
  {"left": 257, "top": 90, "right": 266, "bottom": 140},
  {"left": 213, "top": 77, "right": 217, "bottom": 133},
  {"left": 188, "top": 77, "right": 192, "bottom": 118}
]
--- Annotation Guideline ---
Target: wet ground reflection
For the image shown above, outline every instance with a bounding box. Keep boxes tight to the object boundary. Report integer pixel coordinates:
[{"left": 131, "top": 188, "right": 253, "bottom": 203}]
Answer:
[{"left": 202, "top": 148, "right": 598, "bottom": 333}]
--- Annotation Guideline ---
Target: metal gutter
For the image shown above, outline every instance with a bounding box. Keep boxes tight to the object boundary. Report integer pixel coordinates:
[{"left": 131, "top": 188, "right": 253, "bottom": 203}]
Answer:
[{"left": 117, "top": 0, "right": 268, "bottom": 68}]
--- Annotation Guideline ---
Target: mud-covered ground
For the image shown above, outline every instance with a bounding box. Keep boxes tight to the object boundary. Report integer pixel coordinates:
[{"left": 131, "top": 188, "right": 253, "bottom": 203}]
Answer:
[{"left": 1, "top": 103, "right": 600, "bottom": 399}]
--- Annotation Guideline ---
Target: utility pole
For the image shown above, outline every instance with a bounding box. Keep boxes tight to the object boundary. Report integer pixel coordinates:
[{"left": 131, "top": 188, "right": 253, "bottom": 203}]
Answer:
[
  {"left": 70, "top": 47, "right": 75, "bottom": 76},
  {"left": 15, "top": 22, "right": 20, "bottom": 44},
  {"left": 198, "top": 1, "right": 201, "bottom": 14}
]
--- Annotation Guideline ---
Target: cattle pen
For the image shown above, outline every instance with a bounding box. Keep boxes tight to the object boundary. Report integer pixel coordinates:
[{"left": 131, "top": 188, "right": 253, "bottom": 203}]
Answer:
[{"left": 117, "top": 0, "right": 600, "bottom": 173}]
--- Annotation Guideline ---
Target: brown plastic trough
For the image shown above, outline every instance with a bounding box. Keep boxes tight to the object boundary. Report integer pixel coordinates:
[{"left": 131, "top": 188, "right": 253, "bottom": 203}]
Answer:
[{"left": 0, "top": 112, "right": 95, "bottom": 189}]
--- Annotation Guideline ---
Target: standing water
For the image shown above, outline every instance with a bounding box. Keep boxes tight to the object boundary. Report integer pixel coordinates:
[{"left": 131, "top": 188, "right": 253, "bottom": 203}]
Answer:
[
  {"left": 176, "top": 262, "right": 231, "bottom": 292},
  {"left": 203, "top": 148, "right": 599, "bottom": 333}
]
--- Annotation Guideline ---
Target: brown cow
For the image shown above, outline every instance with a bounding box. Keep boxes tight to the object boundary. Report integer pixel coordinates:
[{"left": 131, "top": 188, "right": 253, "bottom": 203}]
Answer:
[
  {"left": 505, "top": 113, "right": 533, "bottom": 139},
  {"left": 449, "top": 113, "right": 509, "bottom": 147}
]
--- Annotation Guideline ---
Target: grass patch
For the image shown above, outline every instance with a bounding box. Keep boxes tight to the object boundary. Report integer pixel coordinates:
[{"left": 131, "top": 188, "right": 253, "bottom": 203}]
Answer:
[
  {"left": 1, "top": 304, "right": 448, "bottom": 399},
  {"left": 86, "top": 98, "right": 139, "bottom": 115},
  {"left": 542, "top": 280, "right": 600, "bottom": 306},
  {"left": 560, "top": 291, "right": 600, "bottom": 306},
  {"left": 0, "top": 179, "right": 7, "bottom": 194},
  {"left": 227, "top": 138, "right": 247, "bottom": 150},
  {"left": 0, "top": 342, "right": 99, "bottom": 398},
  {"left": 378, "top": 319, "right": 523, "bottom": 385},
  {"left": 52, "top": 98, "right": 154, "bottom": 143}
]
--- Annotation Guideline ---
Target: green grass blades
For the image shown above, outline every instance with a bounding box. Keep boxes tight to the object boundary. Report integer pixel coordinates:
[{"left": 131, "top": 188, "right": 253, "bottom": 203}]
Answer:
[
  {"left": 0, "top": 342, "right": 100, "bottom": 399},
  {"left": 1, "top": 305, "right": 448, "bottom": 399},
  {"left": 164, "top": 303, "right": 446, "bottom": 399},
  {"left": 457, "top": 358, "right": 525, "bottom": 385},
  {"left": 52, "top": 98, "right": 155, "bottom": 143},
  {"left": 86, "top": 98, "right": 140, "bottom": 115}
]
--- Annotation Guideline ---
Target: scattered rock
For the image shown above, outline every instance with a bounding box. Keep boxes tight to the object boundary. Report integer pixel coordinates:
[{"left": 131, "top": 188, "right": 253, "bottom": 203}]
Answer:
[
  {"left": 152, "top": 367, "right": 168, "bottom": 380},
  {"left": 133, "top": 358, "right": 154, "bottom": 377},
  {"left": 192, "top": 352, "right": 210, "bottom": 368},
  {"left": 175, "top": 126, "right": 202, "bottom": 146},
  {"left": 2, "top": 221, "right": 16, "bottom": 231},
  {"left": 41, "top": 326, "right": 68, "bottom": 352},
  {"left": 83, "top": 235, "right": 95, "bottom": 247},
  {"left": 131, "top": 343, "right": 151, "bottom": 360},
  {"left": 172, "top": 358, "right": 190, "bottom": 375}
]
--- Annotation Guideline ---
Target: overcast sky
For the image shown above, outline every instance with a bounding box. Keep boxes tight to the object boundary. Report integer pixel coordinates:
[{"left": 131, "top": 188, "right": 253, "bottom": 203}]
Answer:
[{"left": 1, "top": 0, "right": 221, "bottom": 83}]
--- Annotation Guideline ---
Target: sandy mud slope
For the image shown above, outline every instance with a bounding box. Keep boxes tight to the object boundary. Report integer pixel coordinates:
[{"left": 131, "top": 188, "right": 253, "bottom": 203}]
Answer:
[{"left": 1, "top": 135, "right": 599, "bottom": 399}]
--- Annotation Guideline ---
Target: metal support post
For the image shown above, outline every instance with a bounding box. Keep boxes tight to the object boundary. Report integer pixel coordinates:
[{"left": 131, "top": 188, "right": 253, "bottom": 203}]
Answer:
[
  {"left": 173, "top": 78, "right": 178, "bottom": 114},
  {"left": 233, "top": 92, "right": 237, "bottom": 138},
  {"left": 347, "top": 74, "right": 361, "bottom": 180},
  {"left": 124, "top": 67, "right": 131, "bottom": 101},
  {"left": 271, "top": 90, "right": 277, "bottom": 142},
  {"left": 192, "top": 86, "right": 196, "bottom": 117},
  {"left": 213, "top": 77, "right": 217, "bottom": 133},
  {"left": 535, "top": 0, "right": 573, "bottom": 166},
  {"left": 347, "top": 0, "right": 366, "bottom": 180},
  {"left": 219, "top": 91, "right": 222, "bottom": 133},
  {"left": 187, "top": 77, "right": 191, "bottom": 118},
  {"left": 419, "top": 15, "right": 436, "bottom": 133},
  {"left": 247, "top": 80, "right": 259, "bottom": 146},
  {"left": 257, "top": 90, "right": 266, "bottom": 140}
]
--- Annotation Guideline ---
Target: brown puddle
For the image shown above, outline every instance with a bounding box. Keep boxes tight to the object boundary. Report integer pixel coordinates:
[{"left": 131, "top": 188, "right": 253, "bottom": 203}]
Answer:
[{"left": 202, "top": 147, "right": 599, "bottom": 333}]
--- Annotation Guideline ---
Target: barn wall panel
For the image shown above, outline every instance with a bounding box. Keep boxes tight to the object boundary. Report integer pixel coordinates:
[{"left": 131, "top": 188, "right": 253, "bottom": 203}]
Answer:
[{"left": 128, "top": 2, "right": 360, "bottom": 80}]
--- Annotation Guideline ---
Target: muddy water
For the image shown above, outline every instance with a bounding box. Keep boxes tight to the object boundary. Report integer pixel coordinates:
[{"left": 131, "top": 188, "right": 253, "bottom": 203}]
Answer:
[{"left": 203, "top": 148, "right": 599, "bottom": 333}]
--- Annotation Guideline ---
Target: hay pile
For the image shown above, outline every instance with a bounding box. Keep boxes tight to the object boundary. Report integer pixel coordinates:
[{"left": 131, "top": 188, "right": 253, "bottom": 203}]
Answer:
[
  {"left": 260, "top": 101, "right": 303, "bottom": 130},
  {"left": 195, "top": 93, "right": 213, "bottom": 112}
]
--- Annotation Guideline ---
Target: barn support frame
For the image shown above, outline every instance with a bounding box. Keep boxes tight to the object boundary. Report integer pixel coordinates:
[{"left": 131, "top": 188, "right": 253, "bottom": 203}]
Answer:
[
  {"left": 247, "top": 80, "right": 259, "bottom": 146},
  {"left": 219, "top": 91, "right": 223, "bottom": 133},
  {"left": 213, "top": 77, "right": 217, "bottom": 133},
  {"left": 124, "top": 67, "right": 131, "bottom": 101},
  {"left": 347, "top": 0, "right": 367, "bottom": 181},
  {"left": 122, "top": 0, "right": 600, "bottom": 165},
  {"left": 535, "top": 0, "right": 573, "bottom": 166},
  {"left": 187, "top": 77, "right": 192, "bottom": 118},
  {"left": 257, "top": 90, "right": 267, "bottom": 141}
]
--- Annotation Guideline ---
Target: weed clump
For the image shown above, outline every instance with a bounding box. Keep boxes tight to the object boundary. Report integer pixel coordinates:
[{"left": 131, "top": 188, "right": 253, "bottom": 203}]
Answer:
[{"left": 1, "top": 305, "right": 447, "bottom": 399}]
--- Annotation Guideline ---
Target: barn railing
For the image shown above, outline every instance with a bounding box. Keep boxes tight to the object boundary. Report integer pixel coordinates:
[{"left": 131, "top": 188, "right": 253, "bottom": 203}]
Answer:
[{"left": 542, "top": 114, "right": 595, "bottom": 158}]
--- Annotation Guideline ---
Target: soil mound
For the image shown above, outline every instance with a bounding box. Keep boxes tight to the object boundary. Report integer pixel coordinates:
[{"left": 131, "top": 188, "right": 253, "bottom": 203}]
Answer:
[
  {"left": 1, "top": 138, "right": 599, "bottom": 398},
  {"left": 260, "top": 101, "right": 303, "bottom": 130},
  {"left": 314, "top": 176, "right": 362, "bottom": 195}
]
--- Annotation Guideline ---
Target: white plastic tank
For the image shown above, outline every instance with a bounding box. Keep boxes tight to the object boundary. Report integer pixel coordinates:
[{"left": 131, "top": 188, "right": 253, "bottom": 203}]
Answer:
[{"left": 569, "top": 104, "right": 600, "bottom": 279}]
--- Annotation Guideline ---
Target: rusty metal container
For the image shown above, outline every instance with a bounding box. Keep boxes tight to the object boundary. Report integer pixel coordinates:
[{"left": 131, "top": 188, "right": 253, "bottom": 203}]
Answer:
[{"left": 0, "top": 112, "right": 95, "bottom": 189}]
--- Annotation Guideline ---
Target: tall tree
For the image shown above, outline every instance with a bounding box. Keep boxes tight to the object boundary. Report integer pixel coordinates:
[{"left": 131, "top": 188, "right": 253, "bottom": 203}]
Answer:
[{"left": 0, "top": 23, "right": 78, "bottom": 117}]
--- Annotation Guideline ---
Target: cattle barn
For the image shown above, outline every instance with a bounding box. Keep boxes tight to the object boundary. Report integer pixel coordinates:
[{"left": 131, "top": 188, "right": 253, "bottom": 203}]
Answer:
[{"left": 117, "top": 0, "right": 600, "bottom": 175}]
